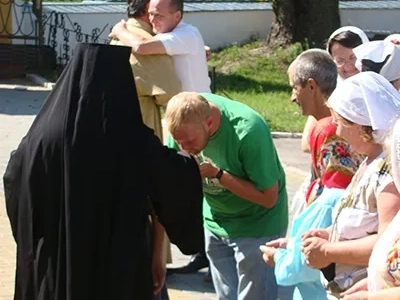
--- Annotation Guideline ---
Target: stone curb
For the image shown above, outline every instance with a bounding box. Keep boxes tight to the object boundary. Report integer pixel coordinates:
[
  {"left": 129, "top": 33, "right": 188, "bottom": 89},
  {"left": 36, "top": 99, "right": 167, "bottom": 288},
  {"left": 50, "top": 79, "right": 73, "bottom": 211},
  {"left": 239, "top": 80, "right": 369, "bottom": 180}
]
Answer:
[
  {"left": 282, "top": 163, "right": 309, "bottom": 178},
  {"left": 27, "top": 73, "right": 56, "bottom": 90},
  {"left": 271, "top": 132, "right": 302, "bottom": 139},
  {"left": 0, "top": 84, "right": 28, "bottom": 91}
]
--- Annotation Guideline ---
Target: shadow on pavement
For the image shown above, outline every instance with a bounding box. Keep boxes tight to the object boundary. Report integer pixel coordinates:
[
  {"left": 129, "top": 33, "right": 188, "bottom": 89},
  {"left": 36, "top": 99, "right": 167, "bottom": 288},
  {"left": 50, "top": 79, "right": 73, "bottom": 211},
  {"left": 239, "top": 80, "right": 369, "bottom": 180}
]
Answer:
[
  {"left": 166, "top": 270, "right": 216, "bottom": 295},
  {"left": 0, "top": 89, "right": 48, "bottom": 116},
  {"left": 166, "top": 271, "right": 295, "bottom": 300}
]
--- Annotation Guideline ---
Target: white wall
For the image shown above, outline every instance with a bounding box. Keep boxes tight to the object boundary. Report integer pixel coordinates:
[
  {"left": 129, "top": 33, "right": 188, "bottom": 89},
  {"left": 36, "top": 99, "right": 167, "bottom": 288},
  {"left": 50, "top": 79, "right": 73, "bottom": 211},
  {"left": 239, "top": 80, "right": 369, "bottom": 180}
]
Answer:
[
  {"left": 12, "top": 6, "right": 400, "bottom": 54},
  {"left": 35, "top": 9, "right": 272, "bottom": 54},
  {"left": 340, "top": 8, "right": 400, "bottom": 32},
  {"left": 183, "top": 10, "right": 273, "bottom": 49}
]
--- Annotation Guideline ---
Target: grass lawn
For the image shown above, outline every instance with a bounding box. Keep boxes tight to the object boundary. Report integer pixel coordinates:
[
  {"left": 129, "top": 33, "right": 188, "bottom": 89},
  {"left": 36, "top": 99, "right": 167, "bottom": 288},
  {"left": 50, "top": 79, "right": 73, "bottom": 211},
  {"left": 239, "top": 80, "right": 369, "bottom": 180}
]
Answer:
[{"left": 209, "top": 40, "right": 306, "bottom": 132}]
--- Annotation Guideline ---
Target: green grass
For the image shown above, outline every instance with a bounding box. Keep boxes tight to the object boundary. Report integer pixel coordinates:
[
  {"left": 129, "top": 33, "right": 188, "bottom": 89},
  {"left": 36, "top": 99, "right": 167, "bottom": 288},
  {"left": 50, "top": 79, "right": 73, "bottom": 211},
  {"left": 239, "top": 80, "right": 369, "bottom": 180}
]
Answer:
[{"left": 209, "top": 40, "right": 306, "bottom": 132}]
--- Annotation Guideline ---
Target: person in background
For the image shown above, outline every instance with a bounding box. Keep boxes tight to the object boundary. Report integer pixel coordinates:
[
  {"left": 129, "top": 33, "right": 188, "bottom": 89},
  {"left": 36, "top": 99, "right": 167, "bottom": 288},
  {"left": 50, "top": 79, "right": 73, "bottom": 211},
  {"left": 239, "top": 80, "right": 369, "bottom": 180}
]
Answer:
[
  {"left": 110, "top": 0, "right": 181, "bottom": 140},
  {"left": 353, "top": 39, "right": 400, "bottom": 90},
  {"left": 384, "top": 33, "right": 400, "bottom": 47},
  {"left": 109, "top": 0, "right": 211, "bottom": 93},
  {"left": 110, "top": 0, "right": 182, "bottom": 297},
  {"left": 110, "top": 0, "right": 213, "bottom": 279},
  {"left": 326, "top": 26, "right": 369, "bottom": 83}
]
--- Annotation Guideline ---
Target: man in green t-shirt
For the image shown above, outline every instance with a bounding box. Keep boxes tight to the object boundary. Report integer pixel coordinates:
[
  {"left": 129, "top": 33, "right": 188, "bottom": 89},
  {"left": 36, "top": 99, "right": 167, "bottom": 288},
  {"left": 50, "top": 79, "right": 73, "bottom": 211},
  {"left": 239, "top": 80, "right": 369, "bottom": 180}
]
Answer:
[{"left": 164, "top": 92, "right": 288, "bottom": 299}]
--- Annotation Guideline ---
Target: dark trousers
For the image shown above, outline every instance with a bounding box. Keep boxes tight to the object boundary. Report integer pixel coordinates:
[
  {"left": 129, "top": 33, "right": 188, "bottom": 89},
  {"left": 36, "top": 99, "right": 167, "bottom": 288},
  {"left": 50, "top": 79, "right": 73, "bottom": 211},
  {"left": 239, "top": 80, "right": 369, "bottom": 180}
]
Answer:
[{"left": 154, "top": 283, "right": 169, "bottom": 300}]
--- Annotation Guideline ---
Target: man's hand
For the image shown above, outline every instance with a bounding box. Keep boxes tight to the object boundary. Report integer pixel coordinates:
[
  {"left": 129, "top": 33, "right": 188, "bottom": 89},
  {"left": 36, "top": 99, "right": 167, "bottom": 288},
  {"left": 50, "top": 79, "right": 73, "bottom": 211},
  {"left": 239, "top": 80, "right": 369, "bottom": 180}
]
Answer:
[
  {"left": 340, "top": 290, "right": 369, "bottom": 300},
  {"left": 340, "top": 278, "right": 368, "bottom": 298},
  {"left": 152, "top": 256, "right": 166, "bottom": 295},
  {"left": 109, "top": 19, "right": 127, "bottom": 39},
  {"left": 301, "top": 237, "right": 331, "bottom": 269},
  {"left": 302, "top": 228, "right": 330, "bottom": 240},
  {"left": 259, "top": 245, "right": 277, "bottom": 267},
  {"left": 265, "top": 237, "right": 288, "bottom": 249},
  {"left": 198, "top": 161, "right": 218, "bottom": 179},
  {"left": 205, "top": 46, "right": 211, "bottom": 61}
]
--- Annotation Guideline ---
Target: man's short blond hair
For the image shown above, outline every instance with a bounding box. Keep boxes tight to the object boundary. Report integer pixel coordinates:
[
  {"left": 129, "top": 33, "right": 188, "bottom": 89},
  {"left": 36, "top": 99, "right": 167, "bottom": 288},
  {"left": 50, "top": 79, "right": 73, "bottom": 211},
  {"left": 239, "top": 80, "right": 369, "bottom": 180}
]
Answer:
[{"left": 165, "top": 92, "right": 212, "bottom": 133}]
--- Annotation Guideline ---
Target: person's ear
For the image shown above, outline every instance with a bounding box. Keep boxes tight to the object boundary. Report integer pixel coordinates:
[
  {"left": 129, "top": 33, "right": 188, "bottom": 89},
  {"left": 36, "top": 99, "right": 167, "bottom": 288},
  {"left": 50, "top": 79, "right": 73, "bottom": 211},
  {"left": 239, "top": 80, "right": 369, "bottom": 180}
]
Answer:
[
  {"left": 205, "top": 116, "right": 213, "bottom": 129},
  {"left": 307, "top": 78, "right": 317, "bottom": 92}
]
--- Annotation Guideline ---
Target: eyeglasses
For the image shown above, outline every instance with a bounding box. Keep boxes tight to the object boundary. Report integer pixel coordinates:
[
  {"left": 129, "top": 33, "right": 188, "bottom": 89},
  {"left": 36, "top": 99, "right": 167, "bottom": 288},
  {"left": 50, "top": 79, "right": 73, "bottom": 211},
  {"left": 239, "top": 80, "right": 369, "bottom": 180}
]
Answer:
[{"left": 333, "top": 55, "right": 357, "bottom": 67}]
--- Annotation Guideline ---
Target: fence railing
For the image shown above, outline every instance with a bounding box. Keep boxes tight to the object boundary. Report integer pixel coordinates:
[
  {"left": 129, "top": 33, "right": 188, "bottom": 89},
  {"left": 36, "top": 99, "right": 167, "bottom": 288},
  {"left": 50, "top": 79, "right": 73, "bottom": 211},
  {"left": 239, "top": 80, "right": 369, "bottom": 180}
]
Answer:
[{"left": 42, "top": 11, "right": 110, "bottom": 66}]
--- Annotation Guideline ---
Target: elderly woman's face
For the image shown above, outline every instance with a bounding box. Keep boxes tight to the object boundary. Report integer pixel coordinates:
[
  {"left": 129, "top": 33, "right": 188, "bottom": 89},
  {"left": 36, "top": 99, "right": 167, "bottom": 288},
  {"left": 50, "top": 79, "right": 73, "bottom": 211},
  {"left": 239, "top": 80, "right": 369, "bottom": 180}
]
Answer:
[
  {"left": 331, "top": 109, "right": 366, "bottom": 153},
  {"left": 331, "top": 42, "right": 359, "bottom": 80}
]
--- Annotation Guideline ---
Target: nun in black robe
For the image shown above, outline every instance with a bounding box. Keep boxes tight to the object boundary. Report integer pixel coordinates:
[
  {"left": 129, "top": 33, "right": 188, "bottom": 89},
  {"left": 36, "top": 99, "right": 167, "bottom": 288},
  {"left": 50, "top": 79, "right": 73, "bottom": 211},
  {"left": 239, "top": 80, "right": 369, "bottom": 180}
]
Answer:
[{"left": 3, "top": 43, "right": 204, "bottom": 300}]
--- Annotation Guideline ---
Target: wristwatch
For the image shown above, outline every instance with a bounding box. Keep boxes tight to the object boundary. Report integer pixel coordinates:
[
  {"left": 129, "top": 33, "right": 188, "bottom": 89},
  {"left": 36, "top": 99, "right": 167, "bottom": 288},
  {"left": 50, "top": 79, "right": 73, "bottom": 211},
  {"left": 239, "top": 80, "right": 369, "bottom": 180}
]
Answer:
[{"left": 215, "top": 168, "right": 224, "bottom": 180}]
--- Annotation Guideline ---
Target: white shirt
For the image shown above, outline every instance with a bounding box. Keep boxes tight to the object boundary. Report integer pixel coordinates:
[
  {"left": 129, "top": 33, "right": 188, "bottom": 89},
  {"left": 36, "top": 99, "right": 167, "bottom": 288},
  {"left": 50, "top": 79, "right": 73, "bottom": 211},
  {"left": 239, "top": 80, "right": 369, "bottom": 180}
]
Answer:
[{"left": 156, "top": 22, "right": 211, "bottom": 93}]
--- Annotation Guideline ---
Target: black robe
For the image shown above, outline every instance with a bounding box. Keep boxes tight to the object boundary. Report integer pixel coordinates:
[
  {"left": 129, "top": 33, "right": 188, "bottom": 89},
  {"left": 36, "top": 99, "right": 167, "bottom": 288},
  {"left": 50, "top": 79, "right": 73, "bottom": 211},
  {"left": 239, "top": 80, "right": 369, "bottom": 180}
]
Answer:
[{"left": 3, "top": 43, "right": 204, "bottom": 300}]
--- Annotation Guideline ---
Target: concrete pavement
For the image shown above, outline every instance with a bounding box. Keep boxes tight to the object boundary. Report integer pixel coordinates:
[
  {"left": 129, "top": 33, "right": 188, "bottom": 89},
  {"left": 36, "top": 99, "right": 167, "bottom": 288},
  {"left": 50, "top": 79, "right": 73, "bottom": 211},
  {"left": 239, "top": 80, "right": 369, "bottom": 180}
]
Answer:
[{"left": 0, "top": 83, "right": 309, "bottom": 300}]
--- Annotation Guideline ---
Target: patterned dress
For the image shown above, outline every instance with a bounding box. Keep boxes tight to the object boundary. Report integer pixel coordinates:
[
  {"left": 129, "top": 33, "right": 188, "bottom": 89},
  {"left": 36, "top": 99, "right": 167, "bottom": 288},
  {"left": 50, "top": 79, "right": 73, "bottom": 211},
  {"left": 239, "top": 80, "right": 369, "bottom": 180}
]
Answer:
[
  {"left": 327, "top": 154, "right": 393, "bottom": 294},
  {"left": 368, "top": 211, "right": 400, "bottom": 291},
  {"left": 306, "top": 117, "right": 363, "bottom": 205}
]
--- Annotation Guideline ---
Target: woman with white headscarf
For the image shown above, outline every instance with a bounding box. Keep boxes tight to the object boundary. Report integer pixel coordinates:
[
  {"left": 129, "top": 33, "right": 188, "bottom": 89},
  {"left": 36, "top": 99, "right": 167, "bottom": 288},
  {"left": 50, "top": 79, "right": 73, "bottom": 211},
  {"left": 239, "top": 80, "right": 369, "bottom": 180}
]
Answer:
[
  {"left": 353, "top": 39, "right": 400, "bottom": 90},
  {"left": 338, "top": 117, "right": 400, "bottom": 300},
  {"left": 301, "top": 72, "right": 400, "bottom": 300},
  {"left": 326, "top": 26, "right": 369, "bottom": 82}
]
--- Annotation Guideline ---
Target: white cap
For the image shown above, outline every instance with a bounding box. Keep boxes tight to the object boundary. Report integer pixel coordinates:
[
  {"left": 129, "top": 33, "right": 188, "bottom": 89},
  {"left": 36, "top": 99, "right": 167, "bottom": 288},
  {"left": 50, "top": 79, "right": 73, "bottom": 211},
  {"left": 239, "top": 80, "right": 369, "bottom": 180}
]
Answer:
[{"left": 353, "top": 40, "right": 400, "bottom": 82}]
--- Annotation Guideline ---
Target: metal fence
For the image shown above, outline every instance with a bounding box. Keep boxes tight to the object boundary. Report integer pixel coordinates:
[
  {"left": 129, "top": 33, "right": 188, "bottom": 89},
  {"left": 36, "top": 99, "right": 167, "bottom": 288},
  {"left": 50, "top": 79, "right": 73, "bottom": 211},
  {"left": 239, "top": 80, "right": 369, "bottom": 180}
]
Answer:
[
  {"left": 42, "top": 11, "right": 110, "bottom": 66},
  {"left": 39, "top": 11, "right": 216, "bottom": 91}
]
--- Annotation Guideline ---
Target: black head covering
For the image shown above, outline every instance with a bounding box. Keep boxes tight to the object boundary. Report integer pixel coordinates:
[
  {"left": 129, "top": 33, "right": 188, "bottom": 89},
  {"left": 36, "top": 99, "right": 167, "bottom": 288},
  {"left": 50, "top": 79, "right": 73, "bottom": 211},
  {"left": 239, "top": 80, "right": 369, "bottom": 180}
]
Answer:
[
  {"left": 3, "top": 42, "right": 203, "bottom": 300},
  {"left": 361, "top": 55, "right": 391, "bottom": 75}
]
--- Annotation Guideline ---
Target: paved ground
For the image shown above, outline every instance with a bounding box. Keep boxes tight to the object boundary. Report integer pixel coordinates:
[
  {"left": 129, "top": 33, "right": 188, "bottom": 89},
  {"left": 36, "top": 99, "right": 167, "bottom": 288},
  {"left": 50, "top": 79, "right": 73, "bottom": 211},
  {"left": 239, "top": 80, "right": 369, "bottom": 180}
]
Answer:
[{"left": 0, "top": 82, "right": 309, "bottom": 300}]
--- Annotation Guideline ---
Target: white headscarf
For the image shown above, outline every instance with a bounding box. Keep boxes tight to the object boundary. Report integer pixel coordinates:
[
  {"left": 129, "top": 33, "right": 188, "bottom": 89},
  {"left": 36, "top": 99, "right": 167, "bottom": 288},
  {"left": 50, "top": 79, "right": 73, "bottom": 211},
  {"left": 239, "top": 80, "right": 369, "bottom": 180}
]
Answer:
[
  {"left": 353, "top": 40, "right": 400, "bottom": 82},
  {"left": 384, "top": 34, "right": 400, "bottom": 47},
  {"left": 328, "top": 71, "right": 400, "bottom": 143},
  {"left": 391, "top": 117, "right": 400, "bottom": 190},
  {"left": 327, "top": 26, "right": 369, "bottom": 84},
  {"left": 326, "top": 26, "right": 370, "bottom": 51}
]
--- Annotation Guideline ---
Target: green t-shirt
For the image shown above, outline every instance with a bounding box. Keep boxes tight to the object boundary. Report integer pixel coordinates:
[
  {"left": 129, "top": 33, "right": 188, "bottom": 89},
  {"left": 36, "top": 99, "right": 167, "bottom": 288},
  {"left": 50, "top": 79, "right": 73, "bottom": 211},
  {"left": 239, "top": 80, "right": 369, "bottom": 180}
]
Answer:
[{"left": 166, "top": 93, "right": 288, "bottom": 238}]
